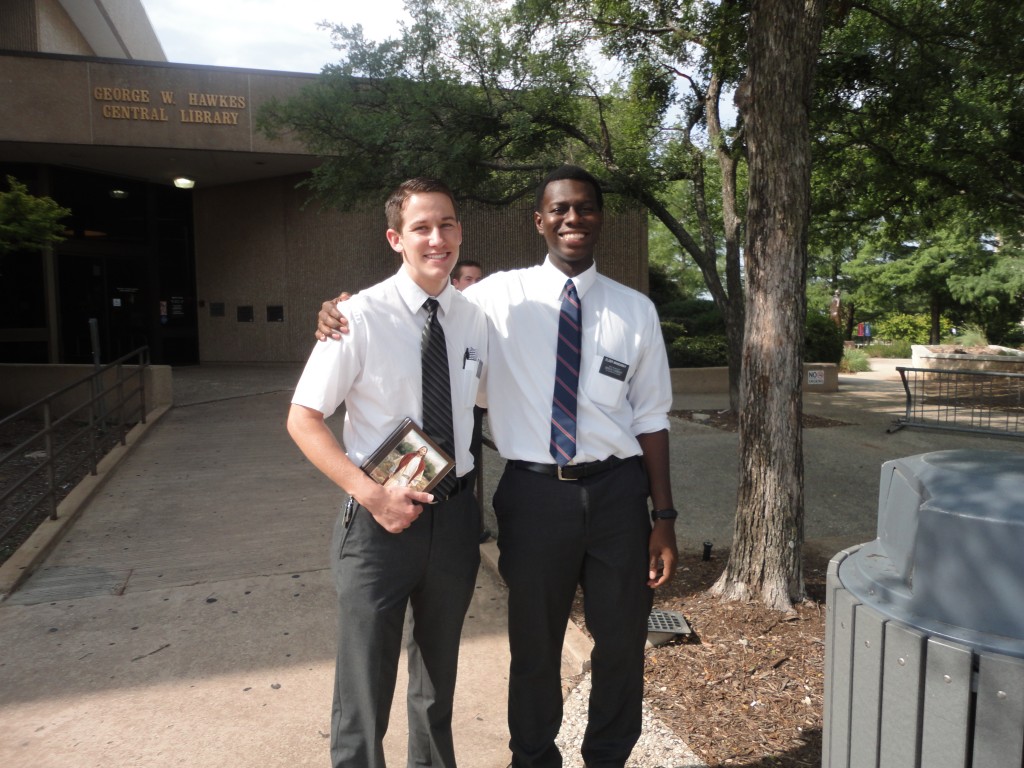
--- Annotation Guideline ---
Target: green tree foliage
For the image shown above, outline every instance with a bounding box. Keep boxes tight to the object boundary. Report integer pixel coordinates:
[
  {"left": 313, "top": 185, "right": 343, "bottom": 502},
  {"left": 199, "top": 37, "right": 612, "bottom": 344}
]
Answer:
[
  {"left": 260, "top": 0, "right": 754, "bottom": 407},
  {"left": 0, "top": 176, "right": 69, "bottom": 257},
  {"left": 841, "top": 213, "right": 1021, "bottom": 343},
  {"left": 648, "top": 219, "right": 711, "bottom": 301},
  {"left": 808, "top": 1, "right": 1024, "bottom": 342},
  {"left": 814, "top": 0, "right": 1024, "bottom": 232}
]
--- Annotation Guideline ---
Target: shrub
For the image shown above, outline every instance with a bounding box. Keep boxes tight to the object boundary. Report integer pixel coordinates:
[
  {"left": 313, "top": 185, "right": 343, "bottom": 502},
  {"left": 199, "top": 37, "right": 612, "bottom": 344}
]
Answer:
[
  {"left": 1000, "top": 325, "right": 1024, "bottom": 349},
  {"left": 872, "top": 314, "right": 931, "bottom": 344},
  {"left": 805, "top": 312, "right": 844, "bottom": 364},
  {"left": 660, "top": 321, "right": 687, "bottom": 346},
  {"left": 658, "top": 298, "right": 727, "bottom": 336},
  {"left": 943, "top": 324, "right": 988, "bottom": 347},
  {"left": 862, "top": 340, "right": 913, "bottom": 358},
  {"left": 873, "top": 313, "right": 953, "bottom": 344},
  {"left": 668, "top": 335, "right": 729, "bottom": 368},
  {"left": 841, "top": 348, "right": 871, "bottom": 373},
  {"left": 648, "top": 264, "right": 687, "bottom": 308}
]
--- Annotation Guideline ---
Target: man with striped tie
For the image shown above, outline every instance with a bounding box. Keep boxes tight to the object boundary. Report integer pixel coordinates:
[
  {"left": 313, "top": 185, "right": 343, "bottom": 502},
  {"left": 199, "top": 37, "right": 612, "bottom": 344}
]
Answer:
[{"left": 318, "top": 165, "right": 678, "bottom": 767}]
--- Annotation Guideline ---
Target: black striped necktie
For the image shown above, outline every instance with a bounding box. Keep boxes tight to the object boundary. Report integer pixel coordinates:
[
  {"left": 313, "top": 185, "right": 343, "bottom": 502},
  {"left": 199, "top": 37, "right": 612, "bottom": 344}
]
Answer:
[
  {"left": 421, "top": 298, "right": 456, "bottom": 497},
  {"left": 550, "top": 279, "right": 581, "bottom": 465}
]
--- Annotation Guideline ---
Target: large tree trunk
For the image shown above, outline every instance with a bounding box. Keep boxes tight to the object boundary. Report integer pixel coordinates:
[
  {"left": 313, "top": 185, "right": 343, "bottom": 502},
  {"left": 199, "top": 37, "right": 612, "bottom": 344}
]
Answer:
[{"left": 712, "top": 0, "right": 826, "bottom": 611}]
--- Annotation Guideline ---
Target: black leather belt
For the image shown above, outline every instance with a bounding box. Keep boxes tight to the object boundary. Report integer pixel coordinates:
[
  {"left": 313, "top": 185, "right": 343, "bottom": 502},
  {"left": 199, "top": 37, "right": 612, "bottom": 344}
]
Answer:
[
  {"left": 434, "top": 472, "right": 473, "bottom": 501},
  {"left": 507, "top": 456, "right": 628, "bottom": 481}
]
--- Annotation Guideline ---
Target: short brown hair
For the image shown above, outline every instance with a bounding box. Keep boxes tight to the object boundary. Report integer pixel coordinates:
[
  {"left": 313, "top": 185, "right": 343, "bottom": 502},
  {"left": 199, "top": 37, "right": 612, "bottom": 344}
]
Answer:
[
  {"left": 452, "top": 259, "right": 482, "bottom": 280},
  {"left": 385, "top": 178, "right": 459, "bottom": 231}
]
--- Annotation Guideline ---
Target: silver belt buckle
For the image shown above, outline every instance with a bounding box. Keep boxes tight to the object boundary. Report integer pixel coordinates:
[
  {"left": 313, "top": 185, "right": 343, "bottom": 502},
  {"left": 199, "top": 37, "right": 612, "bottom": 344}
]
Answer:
[{"left": 556, "top": 465, "right": 577, "bottom": 481}]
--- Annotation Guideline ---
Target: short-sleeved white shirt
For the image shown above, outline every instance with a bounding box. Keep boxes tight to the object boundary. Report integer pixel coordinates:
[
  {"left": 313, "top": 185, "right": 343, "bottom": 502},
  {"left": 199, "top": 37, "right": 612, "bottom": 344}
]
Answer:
[
  {"left": 292, "top": 268, "right": 487, "bottom": 476},
  {"left": 464, "top": 257, "right": 671, "bottom": 463}
]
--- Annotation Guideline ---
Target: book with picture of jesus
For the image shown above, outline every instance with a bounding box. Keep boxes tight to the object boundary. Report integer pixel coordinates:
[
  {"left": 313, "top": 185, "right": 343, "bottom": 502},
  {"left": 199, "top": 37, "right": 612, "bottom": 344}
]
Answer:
[{"left": 360, "top": 417, "right": 455, "bottom": 493}]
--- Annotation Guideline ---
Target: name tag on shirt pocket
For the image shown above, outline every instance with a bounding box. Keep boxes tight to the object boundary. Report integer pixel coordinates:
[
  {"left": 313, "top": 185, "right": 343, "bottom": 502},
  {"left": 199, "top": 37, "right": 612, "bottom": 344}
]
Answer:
[{"left": 585, "top": 355, "right": 629, "bottom": 407}]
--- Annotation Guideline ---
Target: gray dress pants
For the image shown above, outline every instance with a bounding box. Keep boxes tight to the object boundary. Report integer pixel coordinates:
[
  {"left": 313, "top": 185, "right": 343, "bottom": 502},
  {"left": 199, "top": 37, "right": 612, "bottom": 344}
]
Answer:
[{"left": 329, "top": 489, "right": 481, "bottom": 768}]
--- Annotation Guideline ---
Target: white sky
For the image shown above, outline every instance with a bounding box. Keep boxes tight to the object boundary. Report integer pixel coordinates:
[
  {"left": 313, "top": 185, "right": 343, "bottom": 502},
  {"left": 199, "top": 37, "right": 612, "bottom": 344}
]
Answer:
[{"left": 140, "top": 0, "right": 412, "bottom": 73}]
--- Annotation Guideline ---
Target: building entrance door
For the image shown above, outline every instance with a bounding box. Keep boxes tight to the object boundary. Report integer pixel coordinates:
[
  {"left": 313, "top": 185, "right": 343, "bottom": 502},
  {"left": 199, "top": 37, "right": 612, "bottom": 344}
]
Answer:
[{"left": 57, "top": 251, "right": 148, "bottom": 364}]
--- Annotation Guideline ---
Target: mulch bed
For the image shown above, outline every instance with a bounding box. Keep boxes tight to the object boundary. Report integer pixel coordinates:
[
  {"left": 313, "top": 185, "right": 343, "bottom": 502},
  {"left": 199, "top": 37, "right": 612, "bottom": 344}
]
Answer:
[
  {"left": 571, "top": 550, "right": 829, "bottom": 768},
  {"left": 566, "top": 409, "right": 837, "bottom": 766},
  {"left": 644, "top": 552, "right": 827, "bottom": 767}
]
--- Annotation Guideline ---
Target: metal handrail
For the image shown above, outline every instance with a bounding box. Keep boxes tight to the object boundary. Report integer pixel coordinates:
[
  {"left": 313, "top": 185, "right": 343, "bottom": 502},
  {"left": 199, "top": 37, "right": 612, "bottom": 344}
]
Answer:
[
  {"left": 890, "top": 365, "right": 1024, "bottom": 438},
  {"left": 0, "top": 347, "right": 151, "bottom": 547}
]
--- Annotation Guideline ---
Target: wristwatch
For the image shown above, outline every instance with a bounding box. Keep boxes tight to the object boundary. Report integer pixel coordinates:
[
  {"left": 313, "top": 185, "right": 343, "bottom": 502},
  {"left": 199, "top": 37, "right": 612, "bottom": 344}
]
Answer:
[{"left": 651, "top": 508, "right": 679, "bottom": 521}]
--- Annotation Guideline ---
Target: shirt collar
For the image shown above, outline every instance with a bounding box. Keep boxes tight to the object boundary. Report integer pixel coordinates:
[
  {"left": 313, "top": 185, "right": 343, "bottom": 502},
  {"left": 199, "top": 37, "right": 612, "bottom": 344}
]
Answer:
[
  {"left": 395, "top": 267, "right": 455, "bottom": 315},
  {"left": 541, "top": 255, "right": 597, "bottom": 300}
]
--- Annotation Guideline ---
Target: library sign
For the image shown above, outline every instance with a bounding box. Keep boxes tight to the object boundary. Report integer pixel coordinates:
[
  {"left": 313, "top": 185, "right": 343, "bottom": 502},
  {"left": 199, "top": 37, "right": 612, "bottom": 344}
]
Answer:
[{"left": 92, "top": 85, "right": 247, "bottom": 126}]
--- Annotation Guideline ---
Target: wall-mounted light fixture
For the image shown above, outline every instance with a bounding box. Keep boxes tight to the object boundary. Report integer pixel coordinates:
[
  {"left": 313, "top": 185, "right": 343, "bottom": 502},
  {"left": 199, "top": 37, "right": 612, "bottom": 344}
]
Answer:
[
  {"left": 109, "top": 189, "right": 129, "bottom": 199},
  {"left": 173, "top": 177, "right": 195, "bottom": 189}
]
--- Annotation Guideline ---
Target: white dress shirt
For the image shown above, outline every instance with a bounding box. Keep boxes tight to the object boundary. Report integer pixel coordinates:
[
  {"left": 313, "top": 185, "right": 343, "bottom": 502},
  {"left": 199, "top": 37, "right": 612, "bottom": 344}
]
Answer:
[
  {"left": 464, "top": 257, "right": 671, "bottom": 464},
  {"left": 292, "top": 267, "right": 487, "bottom": 476}
]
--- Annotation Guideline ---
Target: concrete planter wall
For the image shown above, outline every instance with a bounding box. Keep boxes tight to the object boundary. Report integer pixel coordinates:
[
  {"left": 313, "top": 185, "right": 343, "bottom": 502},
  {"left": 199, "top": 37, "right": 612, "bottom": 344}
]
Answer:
[
  {"left": 670, "top": 363, "right": 838, "bottom": 394},
  {"left": 911, "top": 345, "right": 1024, "bottom": 374}
]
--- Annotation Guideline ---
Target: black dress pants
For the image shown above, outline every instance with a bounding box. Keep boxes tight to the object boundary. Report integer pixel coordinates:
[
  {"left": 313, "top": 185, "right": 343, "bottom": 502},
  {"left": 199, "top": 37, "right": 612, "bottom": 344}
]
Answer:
[{"left": 494, "top": 458, "right": 653, "bottom": 768}]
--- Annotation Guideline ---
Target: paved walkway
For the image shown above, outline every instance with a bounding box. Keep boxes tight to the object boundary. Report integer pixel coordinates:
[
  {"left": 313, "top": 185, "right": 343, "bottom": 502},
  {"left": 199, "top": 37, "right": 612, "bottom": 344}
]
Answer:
[{"left": 2, "top": 360, "right": 1022, "bottom": 767}]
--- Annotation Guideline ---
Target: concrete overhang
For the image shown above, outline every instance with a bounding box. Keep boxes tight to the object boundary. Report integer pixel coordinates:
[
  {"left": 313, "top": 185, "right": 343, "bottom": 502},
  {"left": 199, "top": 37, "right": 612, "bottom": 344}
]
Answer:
[
  {"left": 0, "top": 51, "right": 322, "bottom": 188},
  {"left": 0, "top": 140, "right": 320, "bottom": 188},
  {"left": 56, "top": 0, "right": 166, "bottom": 61}
]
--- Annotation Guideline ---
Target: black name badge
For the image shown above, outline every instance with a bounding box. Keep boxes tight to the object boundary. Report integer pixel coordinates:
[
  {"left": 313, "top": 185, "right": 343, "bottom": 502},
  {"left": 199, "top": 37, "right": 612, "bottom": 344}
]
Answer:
[{"left": 599, "top": 356, "right": 629, "bottom": 381}]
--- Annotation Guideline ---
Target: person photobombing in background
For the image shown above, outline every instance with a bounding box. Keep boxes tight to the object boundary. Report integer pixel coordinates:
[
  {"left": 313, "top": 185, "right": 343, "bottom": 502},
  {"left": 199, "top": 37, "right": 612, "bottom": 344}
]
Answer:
[{"left": 450, "top": 259, "right": 483, "bottom": 291}]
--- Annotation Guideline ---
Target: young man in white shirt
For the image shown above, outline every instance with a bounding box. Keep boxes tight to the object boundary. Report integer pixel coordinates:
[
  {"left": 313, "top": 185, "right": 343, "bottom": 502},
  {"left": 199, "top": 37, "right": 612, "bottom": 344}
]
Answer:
[
  {"left": 288, "top": 178, "right": 487, "bottom": 768},
  {"left": 316, "top": 166, "right": 678, "bottom": 768}
]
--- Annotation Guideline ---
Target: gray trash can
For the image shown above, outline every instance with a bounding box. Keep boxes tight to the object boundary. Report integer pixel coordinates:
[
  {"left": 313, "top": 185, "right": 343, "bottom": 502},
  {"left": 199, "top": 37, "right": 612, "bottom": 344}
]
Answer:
[{"left": 823, "top": 449, "right": 1024, "bottom": 768}]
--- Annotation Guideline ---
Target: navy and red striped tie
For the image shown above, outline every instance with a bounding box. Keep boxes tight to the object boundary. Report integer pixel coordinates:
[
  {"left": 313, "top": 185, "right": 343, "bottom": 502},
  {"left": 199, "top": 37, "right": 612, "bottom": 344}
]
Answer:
[{"left": 550, "top": 279, "right": 581, "bottom": 466}]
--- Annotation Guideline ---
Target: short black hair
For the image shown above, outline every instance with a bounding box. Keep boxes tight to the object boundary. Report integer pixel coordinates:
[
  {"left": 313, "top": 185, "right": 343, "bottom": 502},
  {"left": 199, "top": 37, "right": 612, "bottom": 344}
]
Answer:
[{"left": 534, "top": 165, "right": 604, "bottom": 212}]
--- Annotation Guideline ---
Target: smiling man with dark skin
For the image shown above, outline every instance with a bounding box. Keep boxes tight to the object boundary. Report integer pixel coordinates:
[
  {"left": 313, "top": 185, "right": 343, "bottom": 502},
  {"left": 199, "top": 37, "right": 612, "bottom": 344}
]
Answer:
[{"left": 317, "top": 165, "right": 678, "bottom": 767}]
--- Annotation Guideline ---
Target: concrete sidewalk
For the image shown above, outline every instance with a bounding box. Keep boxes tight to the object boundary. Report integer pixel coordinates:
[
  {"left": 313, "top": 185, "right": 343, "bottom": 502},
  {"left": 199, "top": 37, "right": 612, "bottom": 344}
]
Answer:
[
  {"left": 0, "top": 364, "right": 512, "bottom": 768},
  {"left": 3, "top": 360, "right": 1023, "bottom": 768}
]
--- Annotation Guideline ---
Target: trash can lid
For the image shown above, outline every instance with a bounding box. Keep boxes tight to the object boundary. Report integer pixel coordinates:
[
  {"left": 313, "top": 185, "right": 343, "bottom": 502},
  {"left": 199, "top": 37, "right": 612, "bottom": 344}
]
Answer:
[{"left": 839, "top": 449, "right": 1024, "bottom": 656}]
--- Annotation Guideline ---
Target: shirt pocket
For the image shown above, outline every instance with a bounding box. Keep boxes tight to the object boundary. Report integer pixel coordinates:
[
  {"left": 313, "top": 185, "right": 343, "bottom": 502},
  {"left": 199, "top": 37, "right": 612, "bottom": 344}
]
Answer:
[
  {"left": 456, "top": 360, "right": 482, "bottom": 411},
  {"left": 583, "top": 353, "right": 630, "bottom": 409}
]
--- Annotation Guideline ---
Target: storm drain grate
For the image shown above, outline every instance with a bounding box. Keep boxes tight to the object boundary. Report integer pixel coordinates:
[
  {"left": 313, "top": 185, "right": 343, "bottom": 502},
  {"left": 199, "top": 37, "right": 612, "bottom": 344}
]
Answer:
[
  {"left": 646, "top": 609, "right": 692, "bottom": 647},
  {"left": 648, "top": 609, "right": 691, "bottom": 635}
]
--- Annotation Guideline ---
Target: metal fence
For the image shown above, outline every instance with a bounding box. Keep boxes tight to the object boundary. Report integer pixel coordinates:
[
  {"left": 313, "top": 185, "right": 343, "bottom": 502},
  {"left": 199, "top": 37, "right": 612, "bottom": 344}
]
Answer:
[
  {"left": 0, "top": 347, "right": 151, "bottom": 548},
  {"left": 890, "top": 366, "right": 1024, "bottom": 438}
]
